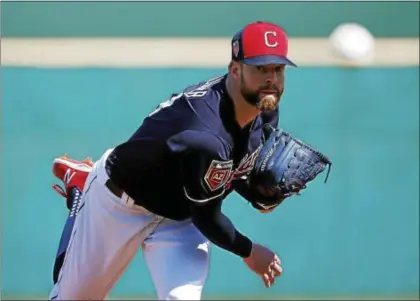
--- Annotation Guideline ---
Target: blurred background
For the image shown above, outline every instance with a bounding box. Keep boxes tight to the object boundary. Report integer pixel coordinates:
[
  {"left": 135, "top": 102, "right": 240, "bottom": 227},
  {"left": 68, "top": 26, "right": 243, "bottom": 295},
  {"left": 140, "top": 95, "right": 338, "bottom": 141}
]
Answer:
[{"left": 1, "top": 1, "right": 419, "bottom": 300}]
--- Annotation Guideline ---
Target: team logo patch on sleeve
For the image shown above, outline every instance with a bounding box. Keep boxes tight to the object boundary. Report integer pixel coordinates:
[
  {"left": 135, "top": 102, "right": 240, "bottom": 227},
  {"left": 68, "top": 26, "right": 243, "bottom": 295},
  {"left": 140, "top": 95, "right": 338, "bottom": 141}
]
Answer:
[{"left": 204, "top": 160, "right": 233, "bottom": 191}]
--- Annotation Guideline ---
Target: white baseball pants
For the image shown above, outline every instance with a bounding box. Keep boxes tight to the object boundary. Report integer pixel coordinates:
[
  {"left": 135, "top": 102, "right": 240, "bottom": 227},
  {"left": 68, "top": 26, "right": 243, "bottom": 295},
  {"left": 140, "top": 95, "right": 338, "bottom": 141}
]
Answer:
[{"left": 49, "top": 149, "right": 210, "bottom": 300}]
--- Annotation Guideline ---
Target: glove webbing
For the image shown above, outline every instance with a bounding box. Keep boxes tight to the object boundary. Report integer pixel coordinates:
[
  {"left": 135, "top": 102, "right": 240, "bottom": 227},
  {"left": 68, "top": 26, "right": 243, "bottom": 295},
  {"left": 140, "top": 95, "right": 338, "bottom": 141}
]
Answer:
[{"left": 292, "top": 137, "right": 332, "bottom": 183}]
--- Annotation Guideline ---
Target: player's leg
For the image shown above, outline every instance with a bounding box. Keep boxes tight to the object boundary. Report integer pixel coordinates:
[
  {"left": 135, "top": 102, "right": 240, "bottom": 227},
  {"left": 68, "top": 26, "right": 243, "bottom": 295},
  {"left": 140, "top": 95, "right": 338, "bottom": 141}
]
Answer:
[
  {"left": 143, "top": 218, "right": 210, "bottom": 300},
  {"left": 50, "top": 155, "right": 94, "bottom": 284},
  {"left": 52, "top": 186, "right": 84, "bottom": 284},
  {"left": 49, "top": 150, "right": 163, "bottom": 300}
]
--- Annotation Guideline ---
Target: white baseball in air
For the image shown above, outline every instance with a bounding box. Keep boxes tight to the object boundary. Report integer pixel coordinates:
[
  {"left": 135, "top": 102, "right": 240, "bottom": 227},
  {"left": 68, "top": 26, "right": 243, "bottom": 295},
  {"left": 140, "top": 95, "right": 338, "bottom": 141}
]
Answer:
[{"left": 329, "top": 22, "right": 375, "bottom": 64}]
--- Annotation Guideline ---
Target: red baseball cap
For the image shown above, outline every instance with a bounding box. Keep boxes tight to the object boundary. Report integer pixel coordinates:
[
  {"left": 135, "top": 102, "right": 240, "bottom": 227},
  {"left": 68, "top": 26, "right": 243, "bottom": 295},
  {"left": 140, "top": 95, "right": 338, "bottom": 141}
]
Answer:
[{"left": 231, "top": 21, "right": 297, "bottom": 67}]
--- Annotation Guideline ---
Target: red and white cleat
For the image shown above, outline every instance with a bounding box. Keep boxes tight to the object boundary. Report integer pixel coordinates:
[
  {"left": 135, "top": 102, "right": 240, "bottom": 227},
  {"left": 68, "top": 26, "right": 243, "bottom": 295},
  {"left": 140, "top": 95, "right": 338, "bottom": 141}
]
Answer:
[{"left": 52, "top": 154, "right": 94, "bottom": 198}]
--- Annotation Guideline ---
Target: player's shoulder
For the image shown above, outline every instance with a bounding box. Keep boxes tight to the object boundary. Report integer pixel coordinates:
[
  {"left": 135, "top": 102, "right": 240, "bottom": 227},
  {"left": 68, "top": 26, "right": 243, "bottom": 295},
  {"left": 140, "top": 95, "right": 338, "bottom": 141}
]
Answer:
[
  {"left": 181, "top": 74, "right": 227, "bottom": 105},
  {"left": 143, "top": 74, "right": 230, "bottom": 156},
  {"left": 183, "top": 74, "right": 226, "bottom": 95},
  {"left": 170, "top": 74, "right": 228, "bottom": 135},
  {"left": 184, "top": 74, "right": 229, "bottom": 123},
  {"left": 146, "top": 74, "right": 226, "bottom": 122}
]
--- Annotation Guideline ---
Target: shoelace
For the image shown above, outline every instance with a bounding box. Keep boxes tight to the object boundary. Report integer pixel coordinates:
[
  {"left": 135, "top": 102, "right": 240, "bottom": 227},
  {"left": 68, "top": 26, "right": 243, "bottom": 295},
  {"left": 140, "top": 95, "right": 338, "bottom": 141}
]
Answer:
[{"left": 52, "top": 184, "right": 67, "bottom": 198}]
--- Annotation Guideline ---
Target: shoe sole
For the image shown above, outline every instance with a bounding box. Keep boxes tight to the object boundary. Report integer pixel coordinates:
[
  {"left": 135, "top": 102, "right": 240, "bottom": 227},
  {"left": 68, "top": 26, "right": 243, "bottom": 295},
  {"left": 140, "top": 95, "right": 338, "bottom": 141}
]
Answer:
[{"left": 53, "top": 158, "right": 94, "bottom": 173}]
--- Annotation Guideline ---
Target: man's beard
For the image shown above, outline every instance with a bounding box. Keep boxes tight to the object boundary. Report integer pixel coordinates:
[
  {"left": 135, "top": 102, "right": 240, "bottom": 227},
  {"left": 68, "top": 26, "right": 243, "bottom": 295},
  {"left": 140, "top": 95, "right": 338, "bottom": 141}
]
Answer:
[
  {"left": 240, "top": 84, "right": 282, "bottom": 112},
  {"left": 239, "top": 75, "right": 282, "bottom": 112}
]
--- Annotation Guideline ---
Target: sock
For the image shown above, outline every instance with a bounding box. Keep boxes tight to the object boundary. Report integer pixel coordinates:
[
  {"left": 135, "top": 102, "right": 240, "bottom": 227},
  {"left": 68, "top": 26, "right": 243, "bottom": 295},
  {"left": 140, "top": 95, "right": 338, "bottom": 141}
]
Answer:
[{"left": 52, "top": 187, "right": 83, "bottom": 284}]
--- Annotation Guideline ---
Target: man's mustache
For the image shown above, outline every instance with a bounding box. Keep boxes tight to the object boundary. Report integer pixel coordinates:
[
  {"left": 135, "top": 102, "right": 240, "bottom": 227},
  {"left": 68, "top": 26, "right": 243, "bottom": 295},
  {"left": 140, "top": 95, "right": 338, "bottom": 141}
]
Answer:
[{"left": 259, "top": 86, "right": 280, "bottom": 94}]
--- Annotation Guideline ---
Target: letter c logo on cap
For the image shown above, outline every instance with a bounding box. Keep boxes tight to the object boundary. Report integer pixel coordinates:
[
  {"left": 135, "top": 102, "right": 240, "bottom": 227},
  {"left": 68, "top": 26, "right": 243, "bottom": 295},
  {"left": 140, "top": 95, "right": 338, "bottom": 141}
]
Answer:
[{"left": 264, "top": 31, "right": 278, "bottom": 48}]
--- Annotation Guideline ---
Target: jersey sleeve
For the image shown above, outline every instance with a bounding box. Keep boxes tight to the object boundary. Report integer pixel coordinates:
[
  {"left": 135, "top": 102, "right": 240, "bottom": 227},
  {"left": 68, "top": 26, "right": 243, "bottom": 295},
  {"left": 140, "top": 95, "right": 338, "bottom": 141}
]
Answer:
[
  {"left": 168, "top": 130, "right": 254, "bottom": 258},
  {"left": 167, "top": 130, "right": 232, "bottom": 204}
]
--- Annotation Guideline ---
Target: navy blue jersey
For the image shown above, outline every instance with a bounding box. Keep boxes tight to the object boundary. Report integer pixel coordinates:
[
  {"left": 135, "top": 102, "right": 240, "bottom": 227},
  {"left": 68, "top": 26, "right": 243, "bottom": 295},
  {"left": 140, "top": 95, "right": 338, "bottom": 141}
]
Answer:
[{"left": 106, "top": 74, "right": 278, "bottom": 257}]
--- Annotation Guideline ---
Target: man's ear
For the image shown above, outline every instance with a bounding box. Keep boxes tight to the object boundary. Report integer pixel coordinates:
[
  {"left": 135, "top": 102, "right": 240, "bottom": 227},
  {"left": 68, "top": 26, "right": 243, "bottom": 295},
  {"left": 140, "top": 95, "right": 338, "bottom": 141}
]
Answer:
[{"left": 229, "top": 61, "right": 241, "bottom": 79}]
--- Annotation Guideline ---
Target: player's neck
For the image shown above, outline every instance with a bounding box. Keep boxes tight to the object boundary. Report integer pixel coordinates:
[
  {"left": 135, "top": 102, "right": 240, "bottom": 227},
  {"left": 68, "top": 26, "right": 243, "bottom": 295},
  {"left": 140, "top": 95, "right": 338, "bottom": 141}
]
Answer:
[{"left": 225, "top": 77, "right": 260, "bottom": 129}]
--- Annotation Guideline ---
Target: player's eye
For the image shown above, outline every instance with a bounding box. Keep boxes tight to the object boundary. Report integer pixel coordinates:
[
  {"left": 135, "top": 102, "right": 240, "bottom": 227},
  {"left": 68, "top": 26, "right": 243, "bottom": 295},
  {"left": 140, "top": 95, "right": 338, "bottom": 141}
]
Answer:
[
  {"left": 253, "top": 66, "right": 269, "bottom": 76},
  {"left": 275, "top": 66, "right": 285, "bottom": 73}
]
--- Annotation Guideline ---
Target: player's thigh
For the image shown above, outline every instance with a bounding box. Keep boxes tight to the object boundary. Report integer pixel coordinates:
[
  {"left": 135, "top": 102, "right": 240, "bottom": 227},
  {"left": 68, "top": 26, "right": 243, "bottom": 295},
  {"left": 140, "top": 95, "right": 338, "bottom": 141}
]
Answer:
[
  {"left": 143, "top": 219, "right": 210, "bottom": 300},
  {"left": 50, "top": 171, "right": 154, "bottom": 300}
]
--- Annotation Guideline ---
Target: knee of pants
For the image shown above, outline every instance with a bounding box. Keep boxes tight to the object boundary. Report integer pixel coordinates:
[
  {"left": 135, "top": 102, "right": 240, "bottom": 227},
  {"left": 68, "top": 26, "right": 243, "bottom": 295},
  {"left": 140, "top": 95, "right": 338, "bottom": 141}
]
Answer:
[{"left": 164, "top": 284, "right": 204, "bottom": 300}]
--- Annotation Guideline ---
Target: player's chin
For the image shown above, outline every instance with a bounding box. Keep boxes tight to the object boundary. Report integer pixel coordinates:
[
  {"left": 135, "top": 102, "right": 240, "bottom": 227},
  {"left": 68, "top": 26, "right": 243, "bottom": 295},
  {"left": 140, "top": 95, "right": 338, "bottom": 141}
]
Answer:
[{"left": 256, "top": 94, "right": 279, "bottom": 112}]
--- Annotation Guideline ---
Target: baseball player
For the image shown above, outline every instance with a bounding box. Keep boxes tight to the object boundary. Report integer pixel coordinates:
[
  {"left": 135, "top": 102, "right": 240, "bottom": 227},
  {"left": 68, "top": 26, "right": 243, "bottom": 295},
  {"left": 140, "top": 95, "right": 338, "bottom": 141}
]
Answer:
[{"left": 49, "top": 21, "right": 298, "bottom": 300}]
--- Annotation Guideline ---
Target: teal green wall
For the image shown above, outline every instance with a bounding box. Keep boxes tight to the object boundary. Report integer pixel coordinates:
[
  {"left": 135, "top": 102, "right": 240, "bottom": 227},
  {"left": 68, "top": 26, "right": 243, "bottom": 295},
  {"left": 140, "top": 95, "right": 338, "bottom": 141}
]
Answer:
[
  {"left": 2, "top": 2, "right": 419, "bottom": 37},
  {"left": 1, "top": 67, "right": 419, "bottom": 299}
]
